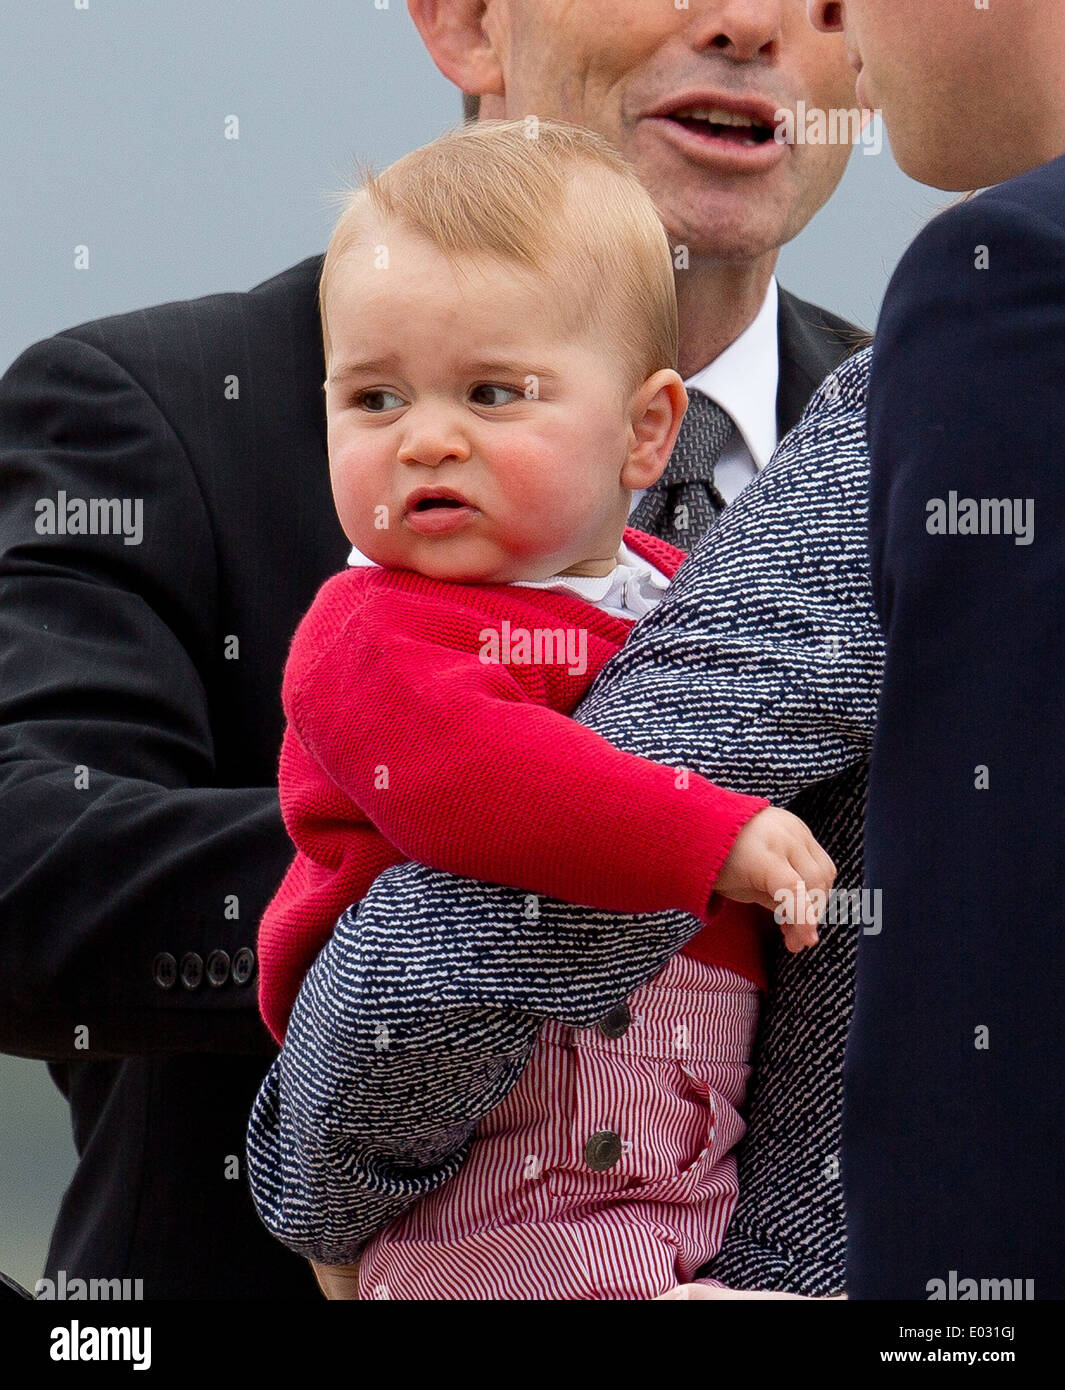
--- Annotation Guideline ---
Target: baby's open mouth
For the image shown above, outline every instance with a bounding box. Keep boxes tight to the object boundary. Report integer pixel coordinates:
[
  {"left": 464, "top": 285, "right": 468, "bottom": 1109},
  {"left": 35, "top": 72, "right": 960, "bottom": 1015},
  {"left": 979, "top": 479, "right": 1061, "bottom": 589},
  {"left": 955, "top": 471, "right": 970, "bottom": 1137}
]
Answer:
[
  {"left": 405, "top": 487, "right": 476, "bottom": 515},
  {"left": 404, "top": 488, "right": 479, "bottom": 533},
  {"left": 412, "top": 496, "right": 468, "bottom": 511}
]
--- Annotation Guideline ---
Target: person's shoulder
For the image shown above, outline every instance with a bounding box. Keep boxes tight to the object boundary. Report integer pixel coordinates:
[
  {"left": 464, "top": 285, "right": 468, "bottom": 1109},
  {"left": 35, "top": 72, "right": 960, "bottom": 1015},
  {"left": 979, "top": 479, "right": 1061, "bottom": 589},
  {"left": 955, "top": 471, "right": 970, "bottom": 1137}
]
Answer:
[
  {"left": 283, "top": 566, "right": 389, "bottom": 703},
  {"left": 1000, "top": 150, "right": 1065, "bottom": 216},
  {"left": 292, "top": 565, "right": 472, "bottom": 651},
  {"left": 290, "top": 565, "right": 371, "bottom": 638},
  {"left": 952, "top": 153, "right": 1065, "bottom": 238},
  {"left": 53, "top": 253, "right": 325, "bottom": 369},
  {"left": 766, "top": 343, "right": 871, "bottom": 498},
  {"left": 893, "top": 156, "right": 1065, "bottom": 291},
  {"left": 877, "top": 167, "right": 1065, "bottom": 367},
  {"left": 803, "top": 342, "right": 873, "bottom": 416}
]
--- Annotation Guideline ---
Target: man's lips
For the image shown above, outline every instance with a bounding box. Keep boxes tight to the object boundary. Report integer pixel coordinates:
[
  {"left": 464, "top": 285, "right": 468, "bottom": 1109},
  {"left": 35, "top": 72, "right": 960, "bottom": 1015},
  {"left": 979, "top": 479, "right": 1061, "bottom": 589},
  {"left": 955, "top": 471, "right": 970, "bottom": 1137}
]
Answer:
[{"left": 644, "top": 90, "right": 790, "bottom": 171}]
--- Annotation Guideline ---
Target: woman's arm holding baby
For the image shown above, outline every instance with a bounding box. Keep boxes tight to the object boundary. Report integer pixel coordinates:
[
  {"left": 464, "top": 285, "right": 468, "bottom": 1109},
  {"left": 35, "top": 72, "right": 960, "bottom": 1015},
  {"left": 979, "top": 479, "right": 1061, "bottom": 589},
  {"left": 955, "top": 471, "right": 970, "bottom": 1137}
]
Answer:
[
  {"left": 575, "top": 369, "right": 882, "bottom": 801},
  {"left": 286, "top": 579, "right": 831, "bottom": 929},
  {"left": 247, "top": 350, "right": 880, "bottom": 1273}
]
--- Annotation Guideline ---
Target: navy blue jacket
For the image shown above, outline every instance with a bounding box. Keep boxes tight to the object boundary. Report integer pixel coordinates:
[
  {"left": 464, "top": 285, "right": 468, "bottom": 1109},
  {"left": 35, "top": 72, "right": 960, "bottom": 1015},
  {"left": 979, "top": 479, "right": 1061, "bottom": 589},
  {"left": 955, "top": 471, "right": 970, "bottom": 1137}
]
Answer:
[{"left": 849, "top": 154, "right": 1065, "bottom": 1299}]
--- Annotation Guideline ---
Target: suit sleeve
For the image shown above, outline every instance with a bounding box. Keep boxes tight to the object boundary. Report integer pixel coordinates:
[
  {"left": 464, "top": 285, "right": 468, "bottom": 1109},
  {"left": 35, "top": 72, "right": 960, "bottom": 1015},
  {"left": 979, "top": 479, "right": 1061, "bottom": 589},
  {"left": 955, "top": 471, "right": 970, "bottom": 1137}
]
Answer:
[
  {"left": 846, "top": 194, "right": 1065, "bottom": 1297},
  {"left": 288, "top": 587, "right": 767, "bottom": 921},
  {"left": 0, "top": 334, "right": 289, "bottom": 1059}
]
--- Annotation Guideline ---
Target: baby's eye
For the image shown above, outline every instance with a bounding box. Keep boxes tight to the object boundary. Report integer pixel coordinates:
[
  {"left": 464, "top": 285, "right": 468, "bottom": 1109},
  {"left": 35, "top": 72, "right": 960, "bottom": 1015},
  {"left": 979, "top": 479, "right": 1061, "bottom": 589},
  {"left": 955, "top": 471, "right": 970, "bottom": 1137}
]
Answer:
[
  {"left": 354, "top": 389, "right": 405, "bottom": 412},
  {"left": 470, "top": 383, "right": 522, "bottom": 407}
]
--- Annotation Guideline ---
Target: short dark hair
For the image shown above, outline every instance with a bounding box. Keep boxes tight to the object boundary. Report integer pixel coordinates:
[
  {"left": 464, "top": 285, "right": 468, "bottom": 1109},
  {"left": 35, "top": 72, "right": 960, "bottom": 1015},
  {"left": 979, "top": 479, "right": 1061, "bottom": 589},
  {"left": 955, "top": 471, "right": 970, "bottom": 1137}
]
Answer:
[{"left": 462, "top": 92, "right": 480, "bottom": 123}]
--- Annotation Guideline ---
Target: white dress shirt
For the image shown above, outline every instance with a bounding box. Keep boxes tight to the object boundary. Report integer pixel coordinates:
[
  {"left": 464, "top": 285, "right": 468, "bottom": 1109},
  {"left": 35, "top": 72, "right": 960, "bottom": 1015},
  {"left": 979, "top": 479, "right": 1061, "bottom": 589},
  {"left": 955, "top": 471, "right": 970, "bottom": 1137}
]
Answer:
[{"left": 510, "top": 539, "right": 671, "bottom": 620}]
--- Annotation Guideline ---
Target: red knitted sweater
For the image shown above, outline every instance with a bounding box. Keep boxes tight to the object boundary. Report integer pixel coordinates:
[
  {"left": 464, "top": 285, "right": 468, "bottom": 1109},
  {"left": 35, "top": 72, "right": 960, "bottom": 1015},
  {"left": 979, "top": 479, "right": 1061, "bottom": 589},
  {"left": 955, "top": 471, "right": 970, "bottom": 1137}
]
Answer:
[{"left": 257, "top": 527, "right": 771, "bottom": 1043}]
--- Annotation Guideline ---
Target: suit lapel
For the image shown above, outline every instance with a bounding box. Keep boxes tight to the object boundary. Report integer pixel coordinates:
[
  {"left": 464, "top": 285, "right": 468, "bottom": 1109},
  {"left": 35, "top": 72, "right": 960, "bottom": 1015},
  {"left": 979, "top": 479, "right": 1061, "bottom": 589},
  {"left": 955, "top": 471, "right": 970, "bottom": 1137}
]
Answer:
[{"left": 775, "top": 287, "right": 868, "bottom": 438}]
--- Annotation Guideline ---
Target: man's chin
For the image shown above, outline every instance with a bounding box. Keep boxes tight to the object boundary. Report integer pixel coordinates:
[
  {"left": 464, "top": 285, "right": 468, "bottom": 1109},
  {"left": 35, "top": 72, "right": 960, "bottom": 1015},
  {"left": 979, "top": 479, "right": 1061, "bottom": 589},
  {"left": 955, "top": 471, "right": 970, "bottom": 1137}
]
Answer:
[
  {"left": 668, "top": 208, "right": 797, "bottom": 266},
  {"left": 647, "top": 171, "right": 809, "bottom": 264}
]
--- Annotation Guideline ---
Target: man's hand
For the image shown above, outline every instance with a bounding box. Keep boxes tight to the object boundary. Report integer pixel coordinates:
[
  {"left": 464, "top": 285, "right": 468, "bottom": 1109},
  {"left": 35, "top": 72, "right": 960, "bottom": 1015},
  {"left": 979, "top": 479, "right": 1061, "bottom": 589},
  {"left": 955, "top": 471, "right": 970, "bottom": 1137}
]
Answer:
[{"left": 713, "top": 806, "right": 836, "bottom": 952}]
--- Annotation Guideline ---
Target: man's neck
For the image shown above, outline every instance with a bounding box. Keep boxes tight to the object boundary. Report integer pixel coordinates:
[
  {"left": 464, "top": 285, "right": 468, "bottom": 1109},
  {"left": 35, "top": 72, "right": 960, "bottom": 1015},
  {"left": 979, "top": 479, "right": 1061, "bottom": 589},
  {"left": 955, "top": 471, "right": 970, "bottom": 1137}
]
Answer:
[{"left": 674, "top": 253, "right": 778, "bottom": 382}]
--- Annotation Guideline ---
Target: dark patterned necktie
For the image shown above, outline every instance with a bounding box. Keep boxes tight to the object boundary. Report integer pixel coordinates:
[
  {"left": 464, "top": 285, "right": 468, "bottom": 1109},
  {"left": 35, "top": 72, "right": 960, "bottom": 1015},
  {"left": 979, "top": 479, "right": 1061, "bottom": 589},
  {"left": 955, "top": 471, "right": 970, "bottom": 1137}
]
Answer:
[{"left": 629, "top": 391, "right": 734, "bottom": 551}]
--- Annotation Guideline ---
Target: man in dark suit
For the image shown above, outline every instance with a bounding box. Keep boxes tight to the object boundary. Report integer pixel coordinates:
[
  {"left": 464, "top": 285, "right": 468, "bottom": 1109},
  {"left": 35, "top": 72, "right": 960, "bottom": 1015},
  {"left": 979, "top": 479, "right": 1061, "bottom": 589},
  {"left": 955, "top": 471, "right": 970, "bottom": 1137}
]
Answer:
[
  {"left": 808, "top": 0, "right": 1065, "bottom": 1297},
  {"left": 0, "top": 0, "right": 862, "bottom": 1297}
]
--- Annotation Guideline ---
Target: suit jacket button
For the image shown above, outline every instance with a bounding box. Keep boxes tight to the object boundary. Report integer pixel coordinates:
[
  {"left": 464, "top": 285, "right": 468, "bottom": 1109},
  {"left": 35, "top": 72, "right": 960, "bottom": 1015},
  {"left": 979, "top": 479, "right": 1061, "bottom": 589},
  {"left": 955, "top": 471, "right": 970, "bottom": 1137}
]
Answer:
[
  {"left": 206, "top": 949, "right": 231, "bottom": 987},
  {"left": 597, "top": 1003, "right": 631, "bottom": 1039},
  {"left": 179, "top": 952, "right": 204, "bottom": 990},
  {"left": 152, "top": 952, "right": 177, "bottom": 990},
  {"left": 584, "top": 1130, "right": 622, "bottom": 1171},
  {"left": 231, "top": 947, "right": 256, "bottom": 986}
]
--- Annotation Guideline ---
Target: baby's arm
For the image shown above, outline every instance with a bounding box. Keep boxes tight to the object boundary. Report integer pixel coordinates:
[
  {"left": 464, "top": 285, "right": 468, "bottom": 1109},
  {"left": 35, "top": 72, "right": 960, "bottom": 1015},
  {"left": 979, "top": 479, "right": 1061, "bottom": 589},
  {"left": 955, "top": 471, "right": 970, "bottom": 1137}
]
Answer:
[{"left": 286, "top": 577, "right": 831, "bottom": 932}]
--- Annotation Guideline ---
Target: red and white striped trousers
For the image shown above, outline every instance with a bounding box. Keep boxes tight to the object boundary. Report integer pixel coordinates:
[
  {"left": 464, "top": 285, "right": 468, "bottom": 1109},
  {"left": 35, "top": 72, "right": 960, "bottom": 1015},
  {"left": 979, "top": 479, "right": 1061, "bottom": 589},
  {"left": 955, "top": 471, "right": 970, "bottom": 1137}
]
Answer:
[{"left": 357, "top": 953, "right": 760, "bottom": 1300}]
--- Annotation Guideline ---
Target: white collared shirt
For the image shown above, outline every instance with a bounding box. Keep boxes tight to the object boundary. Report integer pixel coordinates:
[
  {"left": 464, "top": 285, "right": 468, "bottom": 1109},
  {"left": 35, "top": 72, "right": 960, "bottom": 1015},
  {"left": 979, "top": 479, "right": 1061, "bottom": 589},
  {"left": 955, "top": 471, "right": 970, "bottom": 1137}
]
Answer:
[
  {"left": 629, "top": 275, "right": 779, "bottom": 515},
  {"left": 510, "top": 539, "right": 671, "bottom": 620},
  {"left": 345, "top": 539, "right": 672, "bottom": 622}
]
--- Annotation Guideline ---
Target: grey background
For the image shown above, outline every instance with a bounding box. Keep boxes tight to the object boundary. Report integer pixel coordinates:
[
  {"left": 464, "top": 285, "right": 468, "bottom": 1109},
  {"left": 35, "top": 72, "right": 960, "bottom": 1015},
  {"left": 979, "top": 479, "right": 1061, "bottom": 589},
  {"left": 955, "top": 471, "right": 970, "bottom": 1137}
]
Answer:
[{"left": 0, "top": 0, "right": 941, "bottom": 1293}]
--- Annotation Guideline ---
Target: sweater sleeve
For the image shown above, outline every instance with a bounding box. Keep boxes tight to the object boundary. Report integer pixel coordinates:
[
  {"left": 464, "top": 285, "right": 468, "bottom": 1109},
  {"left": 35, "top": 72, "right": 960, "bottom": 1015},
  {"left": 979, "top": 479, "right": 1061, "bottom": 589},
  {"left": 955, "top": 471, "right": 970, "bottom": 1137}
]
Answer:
[
  {"left": 255, "top": 714, "right": 407, "bottom": 1046},
  {"left": 287, "top": 581, "right": 768, "bottom": 923}
]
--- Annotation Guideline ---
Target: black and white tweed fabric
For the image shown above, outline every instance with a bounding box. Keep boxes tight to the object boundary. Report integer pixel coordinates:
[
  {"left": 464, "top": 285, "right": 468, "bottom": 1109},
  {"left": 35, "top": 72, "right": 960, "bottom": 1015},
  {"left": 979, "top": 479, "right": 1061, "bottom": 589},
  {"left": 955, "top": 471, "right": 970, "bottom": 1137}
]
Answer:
[
  {"left": 629, "top": 390, "right": 732, "bottom": 544},
  {"left": 247, "top": 346, "right": 882, "bottom": 1292}
]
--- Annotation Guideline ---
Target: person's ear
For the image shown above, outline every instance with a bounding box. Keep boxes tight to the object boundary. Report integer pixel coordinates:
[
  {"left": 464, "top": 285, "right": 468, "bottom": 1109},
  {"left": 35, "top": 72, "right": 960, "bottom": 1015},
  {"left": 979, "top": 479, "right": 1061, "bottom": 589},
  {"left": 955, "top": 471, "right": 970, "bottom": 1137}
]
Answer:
[
  {"left": 620, "top": 371, "right": 688, "bottom": 492},
  {"left": 406, "top": 1, "right": 506, "bottom": 101}
]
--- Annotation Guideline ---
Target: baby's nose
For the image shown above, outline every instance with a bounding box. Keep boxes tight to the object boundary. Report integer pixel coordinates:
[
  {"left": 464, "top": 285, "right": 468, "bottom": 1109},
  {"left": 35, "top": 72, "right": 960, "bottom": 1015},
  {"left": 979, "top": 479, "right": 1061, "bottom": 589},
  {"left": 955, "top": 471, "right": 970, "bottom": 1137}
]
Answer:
[{"left": 396, "top": 408, "right": 473, "bottom": 467}]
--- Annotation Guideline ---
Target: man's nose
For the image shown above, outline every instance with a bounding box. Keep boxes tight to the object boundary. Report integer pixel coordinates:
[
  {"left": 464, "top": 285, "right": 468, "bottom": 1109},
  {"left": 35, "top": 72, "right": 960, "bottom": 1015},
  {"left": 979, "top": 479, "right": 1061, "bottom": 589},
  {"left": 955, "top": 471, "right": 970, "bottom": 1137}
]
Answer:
[
  {"left": 395, "top": 404, "right": 473, "bottom": 468},
  {"left": 697, "top": 0, "right": 785, "bottom": 63},
  {"left": 806, "top": 1, "right": 844, "bottom": 35}
]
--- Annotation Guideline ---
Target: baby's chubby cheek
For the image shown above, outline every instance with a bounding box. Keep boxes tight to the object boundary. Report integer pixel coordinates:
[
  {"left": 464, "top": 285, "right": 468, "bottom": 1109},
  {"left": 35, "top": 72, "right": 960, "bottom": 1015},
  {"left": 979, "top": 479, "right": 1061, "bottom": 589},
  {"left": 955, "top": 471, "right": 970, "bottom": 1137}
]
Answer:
[
  {"left": 330, "top": 484, "right": 371, "bottom": 546},
  {"left": 497, "top": 449, "right": 609, "bottom": 531},
  {"left": 327, "top": 457, "right": 389, "bottom": 536}
]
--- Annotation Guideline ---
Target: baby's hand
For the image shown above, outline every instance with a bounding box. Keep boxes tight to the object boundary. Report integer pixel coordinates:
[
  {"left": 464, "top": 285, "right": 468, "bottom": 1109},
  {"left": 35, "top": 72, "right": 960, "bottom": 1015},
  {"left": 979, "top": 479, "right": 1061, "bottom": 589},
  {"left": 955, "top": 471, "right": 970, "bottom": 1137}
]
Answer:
[{"left": 713, "top": 807, "right": 836, "bottom": 952}]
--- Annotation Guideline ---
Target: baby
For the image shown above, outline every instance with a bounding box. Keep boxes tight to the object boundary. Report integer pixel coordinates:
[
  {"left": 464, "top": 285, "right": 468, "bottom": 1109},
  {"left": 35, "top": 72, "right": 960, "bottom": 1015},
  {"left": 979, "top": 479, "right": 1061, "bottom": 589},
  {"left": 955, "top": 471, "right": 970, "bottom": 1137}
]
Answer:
[{"left": 253, "top": 118, "right": 834, "bottom": 1300}]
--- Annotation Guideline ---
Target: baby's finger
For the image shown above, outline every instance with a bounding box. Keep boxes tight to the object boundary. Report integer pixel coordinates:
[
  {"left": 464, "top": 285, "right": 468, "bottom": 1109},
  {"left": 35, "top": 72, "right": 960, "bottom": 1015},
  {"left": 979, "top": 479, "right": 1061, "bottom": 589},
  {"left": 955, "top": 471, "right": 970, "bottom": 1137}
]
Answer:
[
  {"left": 765, "top": 860, "right": 808, "bottom": 922},
  {"left": 792, "top": 850, "right": 832, "bottom": 921},
  {"left": 784, "top": 871, "right": 821, "bottom": 945},
  {"left": 782, "top": 920, "right": 813, "bottom": 953}
]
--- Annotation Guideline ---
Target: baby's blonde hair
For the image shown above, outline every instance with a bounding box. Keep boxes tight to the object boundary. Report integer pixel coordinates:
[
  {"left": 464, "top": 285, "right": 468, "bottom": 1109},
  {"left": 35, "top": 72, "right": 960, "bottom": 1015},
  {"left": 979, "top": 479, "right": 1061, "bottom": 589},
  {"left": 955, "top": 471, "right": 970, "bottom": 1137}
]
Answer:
[{"left": 319, "top": 118, "right": 678, "bottom": 399}]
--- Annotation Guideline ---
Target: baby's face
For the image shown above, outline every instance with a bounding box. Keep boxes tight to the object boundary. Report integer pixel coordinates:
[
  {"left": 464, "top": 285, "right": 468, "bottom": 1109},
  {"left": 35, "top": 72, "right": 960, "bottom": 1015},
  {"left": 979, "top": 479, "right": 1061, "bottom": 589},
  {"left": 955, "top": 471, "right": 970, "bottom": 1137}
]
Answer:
[{"left": 323, "top": 222, "right": 641, "bottom": 584}]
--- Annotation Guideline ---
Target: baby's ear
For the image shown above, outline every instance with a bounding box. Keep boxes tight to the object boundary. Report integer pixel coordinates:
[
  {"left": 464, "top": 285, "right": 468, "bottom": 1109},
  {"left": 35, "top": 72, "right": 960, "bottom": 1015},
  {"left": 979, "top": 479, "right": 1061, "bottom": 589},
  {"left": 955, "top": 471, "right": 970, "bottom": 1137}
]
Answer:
[{"left": 621, "top": 371, "right": 688, "bottom": 490}]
